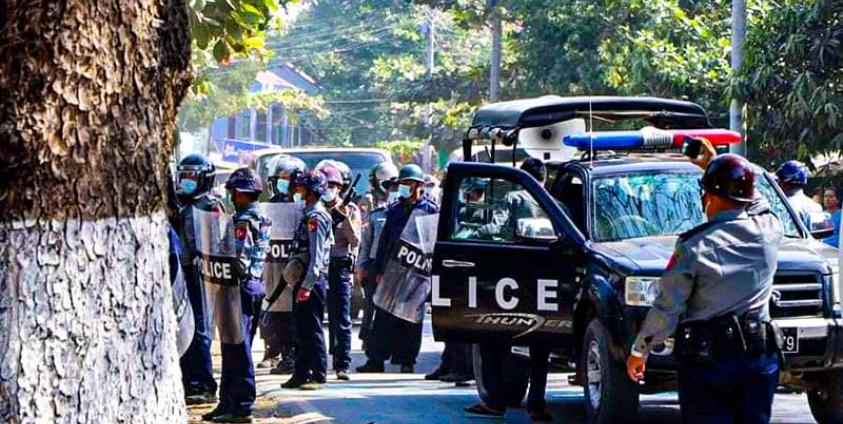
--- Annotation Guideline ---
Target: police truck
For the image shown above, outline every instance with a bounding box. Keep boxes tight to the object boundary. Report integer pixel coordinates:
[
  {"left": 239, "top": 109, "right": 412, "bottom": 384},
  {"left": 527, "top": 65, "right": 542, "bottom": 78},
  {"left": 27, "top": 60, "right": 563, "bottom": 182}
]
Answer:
[{"left": 430, "top": 96, "right": 843, "bottom": 424}]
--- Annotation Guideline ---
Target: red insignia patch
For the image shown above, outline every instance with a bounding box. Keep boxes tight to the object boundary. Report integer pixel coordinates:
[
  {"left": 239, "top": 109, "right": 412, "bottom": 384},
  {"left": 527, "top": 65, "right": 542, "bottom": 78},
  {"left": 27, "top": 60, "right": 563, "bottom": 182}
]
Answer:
[
  {"left": 307, "top": 217, "right": 318, "bottom": 233},
  {"left": 665, "top": 251, "right": 679, "bottom": 271},
  {"left": 235, "top": 223, "right": 248, "bottom": 241}
]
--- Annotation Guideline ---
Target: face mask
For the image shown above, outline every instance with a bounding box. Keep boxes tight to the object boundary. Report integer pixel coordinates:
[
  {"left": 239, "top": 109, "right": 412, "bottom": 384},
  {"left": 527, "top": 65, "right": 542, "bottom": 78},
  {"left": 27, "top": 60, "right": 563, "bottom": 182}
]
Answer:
[
  {"left": 321, "top": 187, "right": 339, "bottom": 203},
  {"left": 179, "top": 179, "right": 197, "bottom": 195},
  {"left": 398, "top": 184, "right": 412, "bottom": 199},
  {"left": 275, "top": 179, "right": 290, "bottom": 196},
  {"left": 388, "top": 191, "right": 400, "bottom": 204},
  {"left": 293, "top": 192, "right": 304, "bottom": 206}
]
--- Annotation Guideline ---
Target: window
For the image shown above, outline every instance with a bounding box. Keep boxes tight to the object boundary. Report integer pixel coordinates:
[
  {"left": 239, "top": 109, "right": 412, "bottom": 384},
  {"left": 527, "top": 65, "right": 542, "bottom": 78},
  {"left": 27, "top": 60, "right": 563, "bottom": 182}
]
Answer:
[
  {"left": 449, "top": 176, "right": 551, "bottom": 243},
  {"left": 553, "top": 172, "right": 586, "bottom": 233}
]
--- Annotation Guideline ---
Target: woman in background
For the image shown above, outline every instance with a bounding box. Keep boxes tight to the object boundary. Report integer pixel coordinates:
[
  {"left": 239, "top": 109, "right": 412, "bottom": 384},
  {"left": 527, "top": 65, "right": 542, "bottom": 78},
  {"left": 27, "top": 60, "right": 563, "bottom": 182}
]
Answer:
[{"left": 823, "top": 187, "right": 841, "bottom": 248}]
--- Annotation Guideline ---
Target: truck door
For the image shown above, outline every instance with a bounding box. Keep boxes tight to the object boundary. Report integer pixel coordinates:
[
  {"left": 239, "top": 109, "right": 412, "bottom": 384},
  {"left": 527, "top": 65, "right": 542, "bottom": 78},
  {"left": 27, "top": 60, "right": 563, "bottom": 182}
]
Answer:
[{"left": 431, "top": 162, "right": 586, "bottom": 348}]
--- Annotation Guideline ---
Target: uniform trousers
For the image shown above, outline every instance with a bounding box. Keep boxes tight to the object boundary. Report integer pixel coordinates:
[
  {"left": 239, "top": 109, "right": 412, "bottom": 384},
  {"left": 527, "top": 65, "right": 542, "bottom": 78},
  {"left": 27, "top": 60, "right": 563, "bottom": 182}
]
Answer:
[
  {"left": 368, "top": 307, "right": 423, "bottom": 366},
  {"left": 327, "top": 259, "right": 353, "bottom": 371},
  {"left": 218, "top": 280, "right": 263, "bottom": 415},
  {"left": 292, "top": 280, "right": 328, "bottom": 382}
]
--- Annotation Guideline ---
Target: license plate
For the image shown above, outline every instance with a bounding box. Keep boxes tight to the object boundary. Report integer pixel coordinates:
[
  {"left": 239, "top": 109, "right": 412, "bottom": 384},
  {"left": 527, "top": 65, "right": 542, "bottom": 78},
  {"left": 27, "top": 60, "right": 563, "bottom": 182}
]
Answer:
[{"left": 781, "top": 327, "right": 799, "bottom": 354}]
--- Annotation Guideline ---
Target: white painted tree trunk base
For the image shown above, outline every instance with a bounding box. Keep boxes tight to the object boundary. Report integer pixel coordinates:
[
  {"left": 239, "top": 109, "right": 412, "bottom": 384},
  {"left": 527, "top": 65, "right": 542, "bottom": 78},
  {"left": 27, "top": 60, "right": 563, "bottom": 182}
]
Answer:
[{"left": 0, "top": 215, "right": 186, "bottom": 423}]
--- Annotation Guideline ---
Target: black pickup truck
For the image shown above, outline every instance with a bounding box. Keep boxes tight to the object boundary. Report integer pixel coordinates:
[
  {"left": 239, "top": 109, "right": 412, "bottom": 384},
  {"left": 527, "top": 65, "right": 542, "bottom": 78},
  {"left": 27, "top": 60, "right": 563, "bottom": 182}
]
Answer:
[{"left": 430, "top": 96, "right": 843, "bottom": 424}]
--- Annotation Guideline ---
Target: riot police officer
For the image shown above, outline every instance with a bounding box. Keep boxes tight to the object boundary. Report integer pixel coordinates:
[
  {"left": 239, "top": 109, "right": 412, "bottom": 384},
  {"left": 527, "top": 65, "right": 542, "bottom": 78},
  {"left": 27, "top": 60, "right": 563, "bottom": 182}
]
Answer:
[
  {"left": 776, "top": 160, "right": 822, "bottom": 228},
  {"left": 357, "top": 164, "right": 439, "bottom": 374},
  {"left": 316, "top": 161, "right": 361, "bottom": 380},
  {"left": 203, "top": 168, "right": 271, "bottom": 423},
  {"left": 356, "top": 163, "right": 399, "bottom": 350},
  {"left": 281, "top": 170, "right": 334, "bottom": 391},
  {"left": 260, "top": 156, "right": 307, "bottom": 375},
  {"left": 627, "top": 143, "right": 784, "bottom": 424},
  {"left": 175, "top": 153, "right": 221, "bottom": 405}
]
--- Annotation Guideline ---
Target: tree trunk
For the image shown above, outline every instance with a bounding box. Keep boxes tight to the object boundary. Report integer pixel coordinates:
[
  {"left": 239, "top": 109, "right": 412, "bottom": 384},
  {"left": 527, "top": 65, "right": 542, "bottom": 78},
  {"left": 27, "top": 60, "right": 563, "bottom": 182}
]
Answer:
[{"left": 0, "top": 1, "right": 193, "bottom": 422}]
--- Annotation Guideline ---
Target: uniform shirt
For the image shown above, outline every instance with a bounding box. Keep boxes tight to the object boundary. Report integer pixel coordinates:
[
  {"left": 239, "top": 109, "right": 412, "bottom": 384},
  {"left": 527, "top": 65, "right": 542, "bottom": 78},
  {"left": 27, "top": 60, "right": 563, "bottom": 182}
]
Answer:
[
  {"left": 786, "top": 190, "right": 822, "bottom": 229},
  {"left": 357, "top": 204, "right": 389, "bottom": 273},
  {"left": 477, "top": 189, "right": 542, "bottom": 240},
  {"left": 233, "top": 203, "right": 272, "bottom": 284},
  {"left": 329, "top": 202, "right": 361, "bottom": 259},
  {"left": 631, "top": 198, "right": 783, "bottom": 357},
  {"left": 296, "top": 202, "right": 334, "bottom": 290},
  {"left": 372, "top": 195, "right": 440, "bottom": 276},
  {"left": 177, "top": 193, "right": 225, "bottom": 273}
]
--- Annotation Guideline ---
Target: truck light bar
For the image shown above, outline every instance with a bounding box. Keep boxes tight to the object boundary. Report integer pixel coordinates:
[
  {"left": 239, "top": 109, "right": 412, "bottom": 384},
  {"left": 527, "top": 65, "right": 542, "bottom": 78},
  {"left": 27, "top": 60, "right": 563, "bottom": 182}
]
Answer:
[{"left": 562, "top": 128, "right": 742, "bottom": 150}]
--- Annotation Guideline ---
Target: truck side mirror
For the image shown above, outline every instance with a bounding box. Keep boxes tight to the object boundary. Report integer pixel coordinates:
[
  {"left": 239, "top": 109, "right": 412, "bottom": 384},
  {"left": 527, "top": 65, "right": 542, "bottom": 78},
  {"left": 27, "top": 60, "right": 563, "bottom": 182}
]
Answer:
[
  {"left": 516, "top": 218, "right": 557, "bottom": 241},
  {"left": 809, "top": 212, "right": 835, "bottom": 240}
]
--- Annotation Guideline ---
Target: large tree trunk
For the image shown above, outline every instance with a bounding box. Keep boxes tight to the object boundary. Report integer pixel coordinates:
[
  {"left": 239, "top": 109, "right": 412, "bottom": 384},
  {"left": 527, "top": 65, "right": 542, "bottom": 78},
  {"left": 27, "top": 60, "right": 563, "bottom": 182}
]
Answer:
[{"left": 0, "top": 1, "right": 193, "bottom": 422}]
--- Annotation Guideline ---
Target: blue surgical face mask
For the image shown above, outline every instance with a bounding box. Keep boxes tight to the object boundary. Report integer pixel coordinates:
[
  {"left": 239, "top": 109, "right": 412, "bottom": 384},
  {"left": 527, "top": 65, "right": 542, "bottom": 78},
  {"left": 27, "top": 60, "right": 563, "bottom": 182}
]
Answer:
[
  {"left": 179, "top": 179, "right": 197, "bottom": 195},
  {"left": 293, "top": 192, "right": 304, "bottom": 206},
  {"left": 398, "top": 184, "right": 412, "bottom": 199},
  {"left": 321, "top": 187, "right": 339, "bottom": 203},
  {"left": 275, "top": 179, "right": 290, "bottom": 196},
  {"left": 388, "top": 191, "right": 400, "bottom": 204}
]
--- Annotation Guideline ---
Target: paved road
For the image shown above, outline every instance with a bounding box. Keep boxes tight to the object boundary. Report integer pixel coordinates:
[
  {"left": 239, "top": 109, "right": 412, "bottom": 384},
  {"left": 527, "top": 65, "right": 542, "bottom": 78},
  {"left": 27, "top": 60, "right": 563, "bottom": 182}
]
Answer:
[{"left": 189, "top": 320, "right": 819, "bottom": 424}]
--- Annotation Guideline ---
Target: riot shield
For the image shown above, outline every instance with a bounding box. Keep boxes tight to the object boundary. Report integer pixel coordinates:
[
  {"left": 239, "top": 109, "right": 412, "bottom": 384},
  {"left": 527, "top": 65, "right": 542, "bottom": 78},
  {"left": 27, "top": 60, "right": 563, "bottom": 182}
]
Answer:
[
  {"left": 373, "top": 210, "right": 439, "bottom": 323},
  {"left": 259, "top": 202, "right": 303, "bottom": 312},
  {"left": 193, "top": 208, "right": 243, "bottom": 344},
  {"left": 171, "top": 257, "right": 195, "bottom": 356}
]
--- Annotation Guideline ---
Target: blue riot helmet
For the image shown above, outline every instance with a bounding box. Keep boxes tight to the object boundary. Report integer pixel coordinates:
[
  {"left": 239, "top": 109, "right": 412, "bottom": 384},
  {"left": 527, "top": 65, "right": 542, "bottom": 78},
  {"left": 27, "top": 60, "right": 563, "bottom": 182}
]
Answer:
[
  {"left": 296, "top": 169, "right": 329, "bottom": 197},
  {"left": 225, "top": 167, "right": 263, "bottom": 194},
  {"left": 269, "top": 155, "right": 306, "bottom": 197},
  {"left": 776, "top": 160, "right": 809, "bottom": 187},
  {"left": 177, "top": 154, "right": 216, "bottom": 197}
]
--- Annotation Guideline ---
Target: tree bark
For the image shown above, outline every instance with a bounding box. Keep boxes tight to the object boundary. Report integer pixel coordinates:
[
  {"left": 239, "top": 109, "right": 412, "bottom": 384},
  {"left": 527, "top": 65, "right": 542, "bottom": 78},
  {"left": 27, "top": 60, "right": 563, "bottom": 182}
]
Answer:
[{"left": 0, "top": 1, "right": 192, "bottom": 422}]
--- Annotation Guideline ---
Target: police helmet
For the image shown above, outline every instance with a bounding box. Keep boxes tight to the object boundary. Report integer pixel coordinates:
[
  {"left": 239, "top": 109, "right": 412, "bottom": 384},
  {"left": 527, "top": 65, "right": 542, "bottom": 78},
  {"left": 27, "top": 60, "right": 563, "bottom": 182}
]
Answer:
[
  {"left": 398, "top": 164, "right": 425, "bottom": 184},
  {"left": 177, "top": 154, "right": 216, "bottom": 196},
  {"left": 225, "top": 167, "right": 263, "bottom": 194},
  {"left": 776, "top": 160, "right": 809, "bottom": 186},
  {"left": 316, "top": 160, "right": 352, "bottom": 186},
  {"left": 269, "top": 155, "right": 307, "bottom": 196},
  {"left": 370, "top": 162, "right": 399, "bottom": 193},
  {"left": 296, "top": 169, "right": 328, "bottom": 196},
  {"left": 701, "top": 154, "right": 755, "bottom": 203},
  {"left": 320, "top": 165, "right": 344, "bottom": 186}
]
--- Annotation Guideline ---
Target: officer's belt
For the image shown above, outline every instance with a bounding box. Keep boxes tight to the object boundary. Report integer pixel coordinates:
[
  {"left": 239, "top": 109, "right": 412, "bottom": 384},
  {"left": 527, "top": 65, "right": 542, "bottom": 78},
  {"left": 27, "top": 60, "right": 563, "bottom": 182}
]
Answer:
[{"left": 675, "top": 308, "right": 781, "bottom": 363}]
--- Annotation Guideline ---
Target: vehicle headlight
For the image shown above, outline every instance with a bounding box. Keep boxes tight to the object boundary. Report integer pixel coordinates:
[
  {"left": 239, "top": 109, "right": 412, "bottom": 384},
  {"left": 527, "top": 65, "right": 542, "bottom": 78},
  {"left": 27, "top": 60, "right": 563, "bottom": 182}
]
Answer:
[{"left": 625, "top": 276, "right": 661, "bottom": 307}]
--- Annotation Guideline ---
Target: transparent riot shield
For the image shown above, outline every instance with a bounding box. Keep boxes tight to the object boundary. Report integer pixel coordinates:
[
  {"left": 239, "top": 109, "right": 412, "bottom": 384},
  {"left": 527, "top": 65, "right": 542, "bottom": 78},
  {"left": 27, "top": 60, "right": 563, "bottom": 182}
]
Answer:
[
  {"left": 171, "top": 258, "right": 195, "bottom": 356},
  {"left": 259, "top": 202, "right": 303, "bottom": 313},
  {"left": 373, "top": 210, "right": 439, "bottom": 323},
  {"left": 193, "top": 208, "right": 243, "bottom": 344}
]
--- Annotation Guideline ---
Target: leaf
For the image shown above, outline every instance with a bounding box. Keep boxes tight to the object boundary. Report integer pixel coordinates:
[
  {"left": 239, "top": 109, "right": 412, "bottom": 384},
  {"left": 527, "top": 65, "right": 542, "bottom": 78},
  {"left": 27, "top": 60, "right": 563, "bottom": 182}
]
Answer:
[{"left": 213, "top": 40, "right": 230, "bottom": 62}]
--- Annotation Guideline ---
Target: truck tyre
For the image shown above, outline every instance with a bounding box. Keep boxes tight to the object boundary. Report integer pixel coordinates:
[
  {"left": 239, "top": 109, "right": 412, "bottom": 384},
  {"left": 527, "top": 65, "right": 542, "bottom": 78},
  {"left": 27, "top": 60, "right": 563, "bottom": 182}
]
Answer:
[
  {"left": 473, "top": 343, "right": 529, "bottom": 408},
  {"left": 808, "top": 370, "right": 843, "bottom": 424},
  {"left": 582, "top": 319, "right": 639, "bottom": 424}
]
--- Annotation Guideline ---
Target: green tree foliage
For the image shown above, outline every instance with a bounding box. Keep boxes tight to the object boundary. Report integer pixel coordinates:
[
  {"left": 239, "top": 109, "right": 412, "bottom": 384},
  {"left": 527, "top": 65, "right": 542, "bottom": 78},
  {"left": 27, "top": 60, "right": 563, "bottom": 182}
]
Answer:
[{"left": 737, "top": 0, "right": 843, "bottom": 165}]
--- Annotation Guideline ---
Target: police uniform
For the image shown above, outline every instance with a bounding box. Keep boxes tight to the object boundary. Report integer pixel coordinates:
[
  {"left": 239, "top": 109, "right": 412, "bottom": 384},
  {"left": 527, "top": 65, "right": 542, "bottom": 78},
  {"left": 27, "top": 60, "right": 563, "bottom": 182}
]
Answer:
[
  {"left": 631, "top": 197, "right": 783, "bottom": 423},
  {"left": 178, "top": 192, "right": 223, "bottom": 399},
  {"left": 260, "top": 192, "right": 298, "bottom": 373},
  {"left": 291, "top": 201, "right": 334, "bottom": 384},
  {"left": 327, "top": 202, "right": 361, "bottom": 373},
  {"left": 356, "top": 201, "right": 389, "bottom": 345},
  {"left": 366, "top": 194, "right": 439, "bottom": 369},
  {"left": 218, "top": 203, "right": 270, "bottom": 416}
]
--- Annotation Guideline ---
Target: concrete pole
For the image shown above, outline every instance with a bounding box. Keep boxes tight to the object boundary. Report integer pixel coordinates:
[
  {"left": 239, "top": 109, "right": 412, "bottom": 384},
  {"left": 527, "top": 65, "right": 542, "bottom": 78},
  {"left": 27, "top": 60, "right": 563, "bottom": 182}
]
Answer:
[
  {"left": 266, "top": 105, "right": 273, "bottom": 144},
  {"left": 422, "top": 12, "right": 435, "bottom": 172},
  {"left": 730, "top": 0, "right": 746, "bottom": 155},
  {"left": 489, "top": 0, "right": 501, "bottom": 102}
]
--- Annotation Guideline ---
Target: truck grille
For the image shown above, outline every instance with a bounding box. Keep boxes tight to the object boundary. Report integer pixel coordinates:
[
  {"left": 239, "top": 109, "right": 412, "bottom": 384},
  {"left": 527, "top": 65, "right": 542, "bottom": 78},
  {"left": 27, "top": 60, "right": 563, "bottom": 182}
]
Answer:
[{"left": 770, "top": 273, "right": 825, "bottom": 318}]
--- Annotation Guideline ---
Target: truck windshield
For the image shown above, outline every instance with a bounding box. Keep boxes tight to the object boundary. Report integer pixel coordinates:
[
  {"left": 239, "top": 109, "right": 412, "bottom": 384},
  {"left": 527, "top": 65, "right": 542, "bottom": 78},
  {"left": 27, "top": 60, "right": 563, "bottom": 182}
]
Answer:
[{"left": 591, "top": 171, "right": 801, "bottom": 242}]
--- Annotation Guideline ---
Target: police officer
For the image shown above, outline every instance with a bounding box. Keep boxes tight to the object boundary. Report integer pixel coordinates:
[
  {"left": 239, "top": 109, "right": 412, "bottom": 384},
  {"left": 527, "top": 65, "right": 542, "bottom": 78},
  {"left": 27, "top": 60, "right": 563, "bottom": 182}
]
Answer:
[
  {"left": 356, "top": 163, "right": 399, "bottom": 350},
  {"left": 175, "top": 154, "right": 220, "bottom": 405},
  {"left": 627, "top": 143, "right": 783, "bottom": 424},
  {"left": 203, "top": 168, "right": 271, "bottom": 423},
  {"left": 316, "top": 161, "right": 361, "bottom": 380},
  {"left": 464, "top": 158, "right": 552, "bottom": 421},
  {"left": 282, "top": 170, "right": 334, "bottom": 391},
  {"left": 776, "top": 160, "right": 822, "bottom": 229},
  {"left": 260, "top": 156, "right": 307, "bottom": 375},
  {"left": 357, "top": 164, "right": 439, "bottom": 374}
]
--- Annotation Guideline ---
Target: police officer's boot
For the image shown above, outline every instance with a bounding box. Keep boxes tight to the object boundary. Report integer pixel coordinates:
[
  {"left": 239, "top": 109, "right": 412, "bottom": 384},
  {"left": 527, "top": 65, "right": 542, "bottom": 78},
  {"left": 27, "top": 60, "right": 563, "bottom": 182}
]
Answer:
[
  {"left": 212, "top": 412, "right": 254, "bottom": 423},
  {"left": 270, "top": 351, "right": 296, "bottom": 375},
  {"left": 355, "top": 360, "right": 384, "bottom": 373},
  {"left": 201, "top": 405, "right": 228, "bottom": 421}
]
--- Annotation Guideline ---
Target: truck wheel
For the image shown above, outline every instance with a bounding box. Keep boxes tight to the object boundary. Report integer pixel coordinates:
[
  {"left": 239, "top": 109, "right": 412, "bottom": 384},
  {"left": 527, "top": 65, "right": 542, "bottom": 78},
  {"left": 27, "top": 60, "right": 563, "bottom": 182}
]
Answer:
[
  {"left": 582, "top": 319, "right": 639, "bottom": 424},
  {"left": 808, "top": 370, "right": 843, "bottom": 424},
  {"left": 473, "top": 343, "right": 529, "bottom": 408}
]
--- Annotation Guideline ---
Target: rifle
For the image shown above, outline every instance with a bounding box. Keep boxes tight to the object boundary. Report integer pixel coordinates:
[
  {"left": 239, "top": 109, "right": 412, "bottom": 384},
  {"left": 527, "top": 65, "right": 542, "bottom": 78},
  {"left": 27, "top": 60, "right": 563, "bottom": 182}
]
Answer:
[{"left": 331, "top": 172, "right": 362, "bottom": 224}]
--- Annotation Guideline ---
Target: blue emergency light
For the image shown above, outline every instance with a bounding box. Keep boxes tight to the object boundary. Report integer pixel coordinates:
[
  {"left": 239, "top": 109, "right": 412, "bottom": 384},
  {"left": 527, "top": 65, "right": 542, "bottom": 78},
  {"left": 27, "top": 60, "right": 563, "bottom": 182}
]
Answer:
[{"left": 562, "top": 128, "right": 742, "bottom": 150}]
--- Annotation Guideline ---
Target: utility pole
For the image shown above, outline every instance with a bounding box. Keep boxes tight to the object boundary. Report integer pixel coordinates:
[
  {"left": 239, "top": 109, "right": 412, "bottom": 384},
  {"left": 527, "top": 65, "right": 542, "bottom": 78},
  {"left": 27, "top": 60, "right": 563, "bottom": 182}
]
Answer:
[
  {"left": 489, "top": 0, "right": 501, "bottom": 102},
  {"left": 422, "top": 12, "right": 435, "bottom": 172},
  {"left": 730, "top": 0, "right": 746, "bottom": 155}
]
